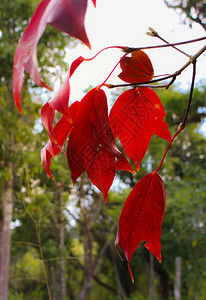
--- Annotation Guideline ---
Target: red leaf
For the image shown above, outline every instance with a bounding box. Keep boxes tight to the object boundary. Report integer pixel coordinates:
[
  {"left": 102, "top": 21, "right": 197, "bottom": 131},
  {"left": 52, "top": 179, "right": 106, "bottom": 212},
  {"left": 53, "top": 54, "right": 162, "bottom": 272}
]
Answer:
[
  {"left": 41, "top": 101, "right": 79, "bottom": 179},
  {"left": 91, "top": 0, "right": 97, "bottom": 7},
  {"left": 41, "top": 73, "right": 71, "bottom": 145},
  {"left": 118, "top": 50, "right": 154, "bottom": 83},
  {"left": 69, "top": 56, "right": 85, "bottom": 78},
  {"left": 115, "top": 172, "right": 166, "bottom": 281},
  {"left": 48, "top": 0, "right": 90, "bottom": 47},
  {"left": 109, "top": 87, "right": 171, "bottom": 170},
  {"left": 67, "top": 88, "right": 135, "bottom": 202},
  {"left": 13, "top": 0, "right": 91, "bottom": 113}
]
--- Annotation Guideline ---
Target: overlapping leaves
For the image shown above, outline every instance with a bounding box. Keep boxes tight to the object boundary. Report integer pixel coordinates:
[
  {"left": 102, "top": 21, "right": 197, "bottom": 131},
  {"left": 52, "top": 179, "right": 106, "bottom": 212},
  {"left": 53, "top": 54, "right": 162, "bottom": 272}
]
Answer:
[
  {"left": 67, "top": 88, "right": 135, "bottom": 202},
  {"left": 41, "top": 86, "right": 134, "bottom": 202},
  {"left": 13, "top": 0, "right": 95, "bottom": 113},
  {"left": 13, "top": 1, "right": 171, "bottom": 282}
]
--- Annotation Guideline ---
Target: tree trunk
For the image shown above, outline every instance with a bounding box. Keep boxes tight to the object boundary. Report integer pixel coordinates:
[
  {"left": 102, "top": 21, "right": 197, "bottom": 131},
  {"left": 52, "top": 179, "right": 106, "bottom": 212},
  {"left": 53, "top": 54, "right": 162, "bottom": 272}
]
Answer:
[
  {"left": 78, "top": 267, "right": 94, "bottom": 300},
  {"left": 157, "top": 268, "right": 169, "bottom": 299},
  {"left": 0, "top": 175, "right": 13, "bottom": 300},
  {"left": 149, "top": 253, "right": 154, "bottom": 300},
  {"left": 174, "top": 257, "right": 181, "bottom": 300}
]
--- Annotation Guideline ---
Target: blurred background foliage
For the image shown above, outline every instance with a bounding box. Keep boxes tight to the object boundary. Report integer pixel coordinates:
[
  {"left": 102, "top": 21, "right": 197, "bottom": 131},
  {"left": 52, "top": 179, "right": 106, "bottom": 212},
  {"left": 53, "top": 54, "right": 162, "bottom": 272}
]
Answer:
[{"left": 0, "top": 0, "right": 205, "bottom": 299}]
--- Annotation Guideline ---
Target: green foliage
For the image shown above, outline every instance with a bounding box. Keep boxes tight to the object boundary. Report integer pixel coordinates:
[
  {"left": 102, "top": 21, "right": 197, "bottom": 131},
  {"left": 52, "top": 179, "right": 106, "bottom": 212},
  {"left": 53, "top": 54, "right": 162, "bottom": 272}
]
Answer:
[
  {"left": 7, "top": 83, "right": 206, "bottom": 299},
  {"left": 164, "top": 0, "right": 206, "bottom": 30},
  {"left": 1, "top": 0, "right": 205, "bottom": 298}
]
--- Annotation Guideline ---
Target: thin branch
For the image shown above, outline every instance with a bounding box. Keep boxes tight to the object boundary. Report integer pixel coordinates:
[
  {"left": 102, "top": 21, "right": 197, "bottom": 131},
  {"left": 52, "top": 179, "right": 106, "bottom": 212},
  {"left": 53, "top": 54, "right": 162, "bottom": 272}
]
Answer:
[
  {"left": 173, "top": 45, "right": 205, "bottom": 77},
  {"left": 181, "top": 60, "right": 197, "bottom": 128},
  {"left": 64, "top": 207, "right": 83, "bottom": 225},
  {"left": 10, "top": 277, "right": 46, "bottom": 284},
  {"left": 147, "top": 28, "right": 190, "bottom": 57},
  {"left": 73, "top": 254, "right": 116, "bottom": 293},
  {"left": 105, "top": 74, "right": 173, "bottom": 89},
  {"left": 124, "top": 36, "right": 206, "bottom": 52},
  {"left": 90, "top": 197, "right": 104, "bottom": 223},
  {"left": 93, "top": 275, "right": 116, "bottom": 293},
  {"left": 105, "top": 44, "right": 205, "bottom": 89},
  {"left": 35, "top": 222, "right": 52, "bottom": 300},
  {"left": 44, "top": 256, "right": 81, "bottom": 262},
  {"left": 157, "top": 35, "right": 190, "bottom": 57},
  {"left": 154, "top": 60, "right": 197, "bottom": 174},
  {"left": 22, "top": 198, "right": 36, "bottom": 223},
  {"left": 12, "top": 241, "right": 39, "bottom": 248},
  {"left": 93, "top": 224, "right": 115, "bottom": 268}
]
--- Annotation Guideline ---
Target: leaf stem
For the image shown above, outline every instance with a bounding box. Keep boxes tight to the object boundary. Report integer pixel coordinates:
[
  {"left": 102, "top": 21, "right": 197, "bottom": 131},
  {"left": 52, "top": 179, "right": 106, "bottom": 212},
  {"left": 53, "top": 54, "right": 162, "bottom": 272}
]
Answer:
[
  {"left": 83, "top": 46, "right": 126, "bottom": 61},
  {"left": 105, "top": 44, "right": 205, "bottom": 89},
  {"left": 99, "top": 53, "right": 128, "bottom": 87},
  {"left": 153, "top": 127, "right": 183, "bottom": 174},
  {"left": 153, "top": 60, "right": 197, "bottom": 174}
]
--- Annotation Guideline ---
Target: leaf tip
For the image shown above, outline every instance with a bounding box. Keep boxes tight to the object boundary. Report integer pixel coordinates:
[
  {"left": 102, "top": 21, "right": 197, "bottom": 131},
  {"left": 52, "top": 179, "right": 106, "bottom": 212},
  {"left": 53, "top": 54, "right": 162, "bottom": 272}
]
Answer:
[
  {"left": 157, "top": 255, "right": 162, "bottom": 263},
  {"left": 18, "top": 107, "right": 23, "bottom": 115},
  {"left": 104, "top": 195, "right": 108, "bottom": 203},
  {"left": 128, "top": 263, "right": 134, "bottom": 283},
  {"left": 134, "top": 162, "right": 140, "bottom": 171},
  {"left": 14, "top": 96, "right": 23, "bottom": 114}
]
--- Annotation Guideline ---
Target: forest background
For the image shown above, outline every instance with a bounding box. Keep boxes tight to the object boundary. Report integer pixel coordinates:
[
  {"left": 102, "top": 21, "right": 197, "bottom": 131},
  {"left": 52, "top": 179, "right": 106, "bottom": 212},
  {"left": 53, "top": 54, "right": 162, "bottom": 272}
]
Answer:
[{"left": 0, "top": 0, "right": 205, "bottom": 299}]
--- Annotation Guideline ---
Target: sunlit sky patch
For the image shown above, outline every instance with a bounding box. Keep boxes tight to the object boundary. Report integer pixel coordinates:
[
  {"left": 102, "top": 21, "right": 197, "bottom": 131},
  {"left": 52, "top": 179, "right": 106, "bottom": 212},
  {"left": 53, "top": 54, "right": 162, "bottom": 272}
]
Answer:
[{"left": 62, "top": 0, "right": 205, "bottom": 102}]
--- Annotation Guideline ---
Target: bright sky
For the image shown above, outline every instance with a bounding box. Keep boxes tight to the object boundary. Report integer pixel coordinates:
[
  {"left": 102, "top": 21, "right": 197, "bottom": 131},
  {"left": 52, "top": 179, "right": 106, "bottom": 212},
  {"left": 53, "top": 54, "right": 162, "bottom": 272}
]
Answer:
[{"left": 64, "top": 0, "right": 205, "bottom": 103}]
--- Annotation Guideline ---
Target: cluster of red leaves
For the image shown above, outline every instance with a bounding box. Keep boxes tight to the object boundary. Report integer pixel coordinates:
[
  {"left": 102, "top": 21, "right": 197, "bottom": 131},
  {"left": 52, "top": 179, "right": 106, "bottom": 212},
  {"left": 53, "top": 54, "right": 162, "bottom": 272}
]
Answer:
[{"left": 13, "top": 0, "right": 171, "bottom": 281}]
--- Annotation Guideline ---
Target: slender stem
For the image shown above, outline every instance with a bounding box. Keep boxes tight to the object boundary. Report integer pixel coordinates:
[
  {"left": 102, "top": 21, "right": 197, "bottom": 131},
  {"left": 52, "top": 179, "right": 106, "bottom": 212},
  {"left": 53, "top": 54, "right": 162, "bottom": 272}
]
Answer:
[
  {"left": 105, "top": 74, "right": 173, "bottom": 88},
  {"left": 10, "top": 277, "right": 46, "bottom": 284},
  {"left": 99, "top": 53, "right": 128, "bottom": 87},
  {"left": 153, "top": 128, "right": 183, "bottom": 174},
  {"left": 22, "top": 198, "right": 36, "bottom": 223},
  {"left": 44, "top": 256, "right": 80, "bottom": 262},
  {"left": 155, "top": 34, "right": 190, "bottom": 57},
  {"left": 125, "top": 36, "right": 206, "bottom": 52},
  {"left": 35, "top": 222, "right": 52, "bottom": 300},
  {"left": 76, "top": 37, "right": 205, "bottom": 64},
  {"left": 12, "top": 241, "right": 40, "bottom": 248},
  {"left": 83, "top": 46, "right": 126, "bottom": 61},
  {"left": 174, "top": 44, "right": 205, "bottom": 77},
  {"left": 181, "top": 60, "right": 197, "bottom": 128},
  {"left": 133, "top": 84, "right": 169, "bottom": 89},
  {"left": 21, "top": 146, "right": 52, "bottom": 298},
  {"left": 105, "top": 44, "right": 205, "bottom": 89},
  {"left": 154, "top": 60, "right": 197, "bottom": 174}
]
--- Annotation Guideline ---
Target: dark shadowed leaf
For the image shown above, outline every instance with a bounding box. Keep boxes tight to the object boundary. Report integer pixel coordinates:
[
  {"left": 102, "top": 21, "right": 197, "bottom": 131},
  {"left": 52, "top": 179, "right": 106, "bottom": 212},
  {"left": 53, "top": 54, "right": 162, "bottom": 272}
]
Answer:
[
  {"left": 13, "top": 0, "right": 91, "bottom": 112},
  {"left": 41, "top": 74, "right": 72, "bottom": 145},
  {"left": 67, "top": 87, "right": 135, "bottom": 202},
  {"left": 118, "top": 50, "right": 154, "bottom": 83},
  {"left": 41, "top": 101, "right": 80, "bottom": 179}
]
